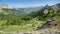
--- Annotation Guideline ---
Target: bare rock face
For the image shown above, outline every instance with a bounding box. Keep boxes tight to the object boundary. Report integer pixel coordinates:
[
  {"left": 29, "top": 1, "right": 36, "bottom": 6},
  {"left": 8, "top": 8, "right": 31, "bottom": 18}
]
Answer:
[
  {"left": 0, "top": 4, "right": 8, "bottom": 8},
  {"left": 22, "top": 20, "right": 60, "bottom": 34},
  {"left": 57, "top": 3, "right": 60, "bottom": 11},
  {"left": 52, "top": 3, "right": 60, "bottom": 11},
  {"left": 35, "top": 19, "right": 60, "bottom": 31},
  {"left": 45, "top": 20, "right": 60, "bottom": 28}
]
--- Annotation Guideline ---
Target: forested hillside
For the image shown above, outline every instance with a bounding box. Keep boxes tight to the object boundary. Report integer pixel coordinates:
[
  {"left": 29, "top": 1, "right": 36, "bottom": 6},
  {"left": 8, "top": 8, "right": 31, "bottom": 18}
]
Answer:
[
  {"left": 24, "top": 3, "right": 60, "bottom": 21},
  {"left": 0, "top": 3, "right": 60, "bottom": 33}
]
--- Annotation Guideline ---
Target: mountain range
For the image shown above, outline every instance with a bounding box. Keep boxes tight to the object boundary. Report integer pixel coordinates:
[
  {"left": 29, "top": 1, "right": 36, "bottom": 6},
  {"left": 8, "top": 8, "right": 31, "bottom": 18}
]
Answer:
[
  {"left": 0, "top": 4, "right": 49, "bottom": 16},
  {"left": 0, "top": 3, "right": 60, "bottom": 17},
  {"left": 0, "top": 3, "right": 60, "bottom": 33}
]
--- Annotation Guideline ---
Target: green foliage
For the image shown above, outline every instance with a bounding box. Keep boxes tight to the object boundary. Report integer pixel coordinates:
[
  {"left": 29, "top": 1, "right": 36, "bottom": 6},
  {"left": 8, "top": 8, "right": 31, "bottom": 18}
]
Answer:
[
  {"left": 25, "top": 5, "right": 60, "bottom": 21},
  {"left": 0, "top": 13, "right": 46, "bottom": 32},
  {"left": 0, "top": 3, "right": 60, "bottom": 32}
]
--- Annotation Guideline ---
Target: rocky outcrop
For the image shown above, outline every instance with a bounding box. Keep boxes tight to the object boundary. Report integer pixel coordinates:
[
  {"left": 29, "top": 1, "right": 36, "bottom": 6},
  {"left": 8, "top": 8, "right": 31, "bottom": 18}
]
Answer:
[
  {"left": 36, "top": 19, "right": 60, "bottom": 31},
  {"left": 0, "top": 4, "right": 8, "bottom": 8}
]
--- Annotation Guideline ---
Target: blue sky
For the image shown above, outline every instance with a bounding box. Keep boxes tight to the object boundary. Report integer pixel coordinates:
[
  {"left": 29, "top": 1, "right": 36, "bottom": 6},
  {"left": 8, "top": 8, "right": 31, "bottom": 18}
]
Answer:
[{"left": 0, "top": 0, "right": 60, "bottom": 8}]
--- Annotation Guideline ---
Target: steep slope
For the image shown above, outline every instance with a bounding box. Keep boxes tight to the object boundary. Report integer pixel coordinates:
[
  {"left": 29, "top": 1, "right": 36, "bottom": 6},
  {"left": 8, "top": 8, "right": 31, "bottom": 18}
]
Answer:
[
  {"left": 23, "top": 6, "right": 43, "bottom": 13},
  {"left": 52, "top": 3, "right": 60, "bottom": 11},
  {"left": 0, "top": 6, "right": 43, "bottom": 16},
  {"left": 1, "top": 8, "right": 27, "bottom": 16},
  {"left": 34, "top": 3, "right": 60, "bottom": 31},
  {"left": 26, "top": 3, "right": 60, "bottom": 20},
  {"left": 41, "top": 5, "right": 49, "bottom": 10},
  {"left": 21, "top": 5, "right": 49, "bottom": 21}
]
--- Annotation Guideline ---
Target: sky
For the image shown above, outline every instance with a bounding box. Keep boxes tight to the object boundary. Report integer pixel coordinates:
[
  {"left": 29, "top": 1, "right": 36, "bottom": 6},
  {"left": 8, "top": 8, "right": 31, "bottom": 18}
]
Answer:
[{"left": 0, "top": 0, "right": 60, "bottom": 8}]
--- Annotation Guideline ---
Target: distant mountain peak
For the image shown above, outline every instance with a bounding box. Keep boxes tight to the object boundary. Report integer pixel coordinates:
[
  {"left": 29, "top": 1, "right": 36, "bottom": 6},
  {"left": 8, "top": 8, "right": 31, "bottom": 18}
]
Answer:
[
  {"left": 40, "top": 4, "right": 49, "bottom": 10},
  {"left": 45, "top": 4, "right": 49, "bottom": 6},
  {"left": 0, "top": 4, "right": 8, "bottom": 8}
]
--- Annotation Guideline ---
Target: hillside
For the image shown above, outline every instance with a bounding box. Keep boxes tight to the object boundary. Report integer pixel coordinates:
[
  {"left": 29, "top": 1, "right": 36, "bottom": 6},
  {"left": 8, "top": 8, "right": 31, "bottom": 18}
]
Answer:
[
  {"left": 17, "top": 3, "right": 60, "bottom": 34},
  {"left": 0, "top": 3, "right": 60, "bottom": 34},
  {"left": 25, "top": 3, "right": 60, "bottom": 21},
  {"left": 0, "top": 6, "right": 43, "bottom": 16}
]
